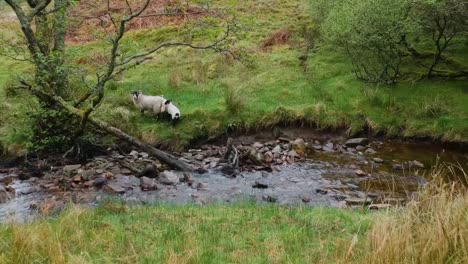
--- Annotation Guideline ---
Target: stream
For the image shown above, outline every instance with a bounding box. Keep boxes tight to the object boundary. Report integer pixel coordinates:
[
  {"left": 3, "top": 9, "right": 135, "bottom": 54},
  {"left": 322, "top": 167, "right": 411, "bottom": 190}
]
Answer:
[{"left": 1, "top": 129, "right": 467, "bottom": 223}]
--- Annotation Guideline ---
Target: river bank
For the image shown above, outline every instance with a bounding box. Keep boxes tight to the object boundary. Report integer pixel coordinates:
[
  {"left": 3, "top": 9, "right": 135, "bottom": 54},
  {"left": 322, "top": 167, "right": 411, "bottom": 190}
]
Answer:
[{"left": 1, "top": 128, "right": 466, "bottom": 222}]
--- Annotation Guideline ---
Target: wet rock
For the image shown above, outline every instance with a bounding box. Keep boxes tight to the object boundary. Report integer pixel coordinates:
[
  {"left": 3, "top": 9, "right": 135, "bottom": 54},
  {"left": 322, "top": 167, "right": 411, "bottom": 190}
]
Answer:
[
  {"left": 373, "top": 158, "right": 384, "bottom": 163},
  {"left": 182, "top": 173, "right": 194, "bottom": 185},
  {"left": 140, "top": 177, "right": 158, "bottom": 191},
  {"left": 253, "top": 142, "right": 264, "bottom": 148},
  {"left": 252, "top": 181, "right": 269, "bottom": 189},
  {"left": 72, "top": 175, "right": 84, "bottom": 183},
  {"left": 369, "top": 204, "right": 392, "bottom": 210},
  {"left": 313, "top": 145, "right": 322, "bottom": 150},
  {"left": 63, "top": 164, "right": 81, "bottom": 172},
  {"left": 129, "top": 150, "right": 139, "bottom": 158},
  {"left": 194, "top": 154, "right": 205, "bottom": 161},
  {"left": 316, "top": 188, "right": 328, "bottom": 195},
  {"left": 94, "top": 177, "right": 107, "bottom": 188},
  {"left": 411, "top": 160, "right": 425, "bottom": 169},
  {"left": 159, "top": 171, "right": 179, "bottom": 185},
  {"left": 392, "top": 163, "right": 404, "bottom": 171},
  {"left": 104, "top": 182, "right": 125, "bottom": 194},
  {"left": 262, "top": 195, "right": 277, "bottom": 203},
  {"left": 355, "top": 145, "right": 366, "bottom": 151},
  {"left": 345, "top": 198, "right": 372, "bottom": 206},
  {"left": 302, "top": 197, "right": 311, "bottom": 203},
  {"left": 0, "top": 175, "right": 13, "bottom": 185},
  {"left": 264, "top": 151, "right": 274, "bottom": 163},
  {"left": 288, "top": 150, "right": 298, "bottom": 158},
  {"left": 272, "top": 145, "right": 282, "bottom": 154},
  {"left": 137, "top": 166, "right": 158, "bottom": 178},
  {"left": 345, "top": 138, "right": 369, "bottom": 147},
  {"left": 291, "top": 138, "right": 306, "bottom": 156},
  {"left": 0, "top": 185, "right": 15, "bottom": 203},
  {"left": 355, "top": 170, "right": 367, "bottom": 177},
  {"left": 365, "top": 148, "right": 377, "bottom": 154}
]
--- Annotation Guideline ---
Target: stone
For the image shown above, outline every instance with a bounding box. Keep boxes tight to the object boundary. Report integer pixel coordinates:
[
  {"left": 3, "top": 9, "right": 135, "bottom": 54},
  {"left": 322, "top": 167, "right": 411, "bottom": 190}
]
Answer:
[
  {"left": 140, "top": 177, "right": 157, "bottom": 191},
  {"left": 83, "top": 181, "right": 94, "bottom": 188},
  {"left": 129, "top": 150, "right": 139, "bottom": 158},
  {"left": 373, "top": 158, "right": 384, "bottom": 163},
  {"left": 316, "top": 188, "right": 328, "bottom": 195},
  {"left": 194, "top": 154, "right": 205, "bottom": 161},
  {"left": 248, "top": 149, "right": 264, "bottom": 165},
  {"left": 253, "top": 142, "right": 264, "bottom": 148},
  {"left": 365, "top": 148, "right": 377, "bottom": 154},
  {"left": 302, "top": 197, "right": 311, "bottom": 203},
  {"left": 411, "top": 160, "right": 425, "bottom": 169},
  {"left": 383, "top": 197, "right": 406, "bottom": 205},
  {"left": 159, "top": 171, "right": 179, "bottom": 185},
  {"left": 345, "top": 198, "right": 372, "bottom": 206},
  {"left": 288, "top": 150, "right": 298, "bottom": 158},
  {"left": 355, "top": 170, "right": 367, "bottom": 177},
  {"left": 356, "top": 145, "right": 366, "bottom": 151},
  {"left": 264, "top": 151, "right": 274, "bottom": 163},
  {"left": 104, "top": 182, "right": 125, "bottom": 194},
  {"left": 392, "top": 163, "right": 404, "bottom": 170},
  {"left": 0, "top": 175, "right": 13, "bottom": 185},
  {"left": 262, "top": 195, "right": 277, "bottom": 203},
  {"left": 369, "top": 204, "right": 392, "bottom": 210},
  {"left": 182, "top": 173, "right": 195, "bottom": 185},
  {"left": 94, "top": 177, "right": 107, "bottom": 188},
  {"left": 325, "top": 142, "right": 334, "bottom": 149},
  {"left": 345, "top": 138, "right": 369, "bottom": 148},
  {"left": 0, "top": 185, "right": 15, "bottom": 203},
  {"left": 209, "top": 161, "right": 218, "bottom": 169},
  {"left": 140, "top": 152, "right": 149, "bottom": 159},
  {"left": 291, "top": 138, "right": 306, "bottom": 156},
  {"left": 272, "top": 145, "right": 282, "bottom": 154},
  {"left": 121, "top": 168, "right": 132, "bottom": 175},
  {"left": 252, "top": 181, "right": 269, "bottom": 189},
  {"left": 313, "top": 145, "right": 322, "bottom": 150},
  {"left": 72, "top": 175, "right": 84, "bottom": 183},
  {"left": 63, "top": 164, "right": 81, "bottom": 172},
  {"left": 196, "top": 182, "right": 208, "bottom": 190}
]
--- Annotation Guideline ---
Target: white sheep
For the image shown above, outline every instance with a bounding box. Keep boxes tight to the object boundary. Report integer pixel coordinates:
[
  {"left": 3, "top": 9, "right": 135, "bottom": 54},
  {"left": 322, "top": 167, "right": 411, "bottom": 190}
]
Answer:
[
  {"left": 131, "top": 90, "right": 166, "bottom": 117},
  {"left": 164, "top": 99, "right": 181, "bottom": 122}
]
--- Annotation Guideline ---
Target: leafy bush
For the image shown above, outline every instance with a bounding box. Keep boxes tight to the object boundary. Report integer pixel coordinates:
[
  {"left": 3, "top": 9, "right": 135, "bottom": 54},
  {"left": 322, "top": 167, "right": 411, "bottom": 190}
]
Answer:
[{"left": 321, "top": 0, "right": 409, "bottom": 84}]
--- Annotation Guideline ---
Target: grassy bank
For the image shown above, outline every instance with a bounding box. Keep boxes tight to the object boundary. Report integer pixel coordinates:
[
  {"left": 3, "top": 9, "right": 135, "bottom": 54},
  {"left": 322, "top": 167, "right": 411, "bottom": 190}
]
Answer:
[
  {"left": 0, "top": 0, "right": 467, "bottom": 155},
  {"left": 1, "top": 179, "right": 467, "bottom": 263},
  {"left": 0, "top": 203, "right": 371, "bottom": 263}
]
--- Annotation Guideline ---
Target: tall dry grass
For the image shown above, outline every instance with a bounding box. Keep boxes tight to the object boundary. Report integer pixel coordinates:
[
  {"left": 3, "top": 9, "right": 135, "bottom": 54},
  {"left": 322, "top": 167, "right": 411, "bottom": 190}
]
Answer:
[{"left": 353, "top": 164, "right": 468, "bottom": 264}]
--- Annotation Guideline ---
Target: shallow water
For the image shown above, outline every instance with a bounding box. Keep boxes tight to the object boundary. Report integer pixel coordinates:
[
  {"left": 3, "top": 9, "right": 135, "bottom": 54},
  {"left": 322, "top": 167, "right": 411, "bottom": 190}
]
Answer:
[{"left": 1, "top": 138, "right": 466, "bottom": 223}]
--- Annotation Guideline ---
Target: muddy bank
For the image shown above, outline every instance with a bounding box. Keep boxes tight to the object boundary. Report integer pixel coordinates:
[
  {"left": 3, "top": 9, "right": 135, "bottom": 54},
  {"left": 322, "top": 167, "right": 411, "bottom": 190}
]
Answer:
[{"left": 1, "top": 128, "right": 467, "bottom": 222}]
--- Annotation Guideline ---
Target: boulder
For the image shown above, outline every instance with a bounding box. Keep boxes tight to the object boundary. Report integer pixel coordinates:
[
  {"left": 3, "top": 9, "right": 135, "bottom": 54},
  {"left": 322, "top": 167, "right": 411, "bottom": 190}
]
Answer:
[
  {"left": 94, "top": 177, "right": 107, "bottom": 188},
  {"left": 104, "top": 182, "right": 125, "bottom": 194},
  {"left": 159, "top": 171, "right": 179, "bottom": 185},
  {"left": 263, "top": 151, "right": 274, "bottom": 163},
  {"left": 365, "top": 148, "right": 377, "bottom": 154},
  {"left": 0, "top": 185, "right": 15, "bottom": 203},
  {"left": 355, "top": 170, "right": 367, "bottom": 177},
  {"left": 140, "top": 177, "right": 158, "bottom": 191},
  {"left": 345, "top": 138, "right": 369, "bottom": 148},
  {"left": 291, "top": 138, "right": 306, "bottom": 156},
  {"left": 63, "top": 164, "right": 81, "bottom": 173},
  {"left": 272, "top": 145, "right": 282, "bottom": 154},
  {"left": 325, "top": 142, "right": 334, "bottom": 149},
  {"left": 373, "top": 158, "right": 384, "bottom": 163},
  {"left": 252, "top": 142, "right": 264, "bottom": 148}
]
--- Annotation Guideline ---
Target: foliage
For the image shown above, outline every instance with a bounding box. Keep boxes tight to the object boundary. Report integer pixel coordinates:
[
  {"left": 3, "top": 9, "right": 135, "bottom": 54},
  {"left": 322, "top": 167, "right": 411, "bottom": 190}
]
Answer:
[{"left": 322, "top": 0, "right": 409, "bottom": 84}]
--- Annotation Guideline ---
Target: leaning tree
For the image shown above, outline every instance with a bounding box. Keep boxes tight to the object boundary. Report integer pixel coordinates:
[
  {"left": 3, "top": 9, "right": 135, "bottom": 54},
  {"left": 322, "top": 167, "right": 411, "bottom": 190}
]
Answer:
[{"left": 1, "top": 0, "right": 237, "bottom": 171}]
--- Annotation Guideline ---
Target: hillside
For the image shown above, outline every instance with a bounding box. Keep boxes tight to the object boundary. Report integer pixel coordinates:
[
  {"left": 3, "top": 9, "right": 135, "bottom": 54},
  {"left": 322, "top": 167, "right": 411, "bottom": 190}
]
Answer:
[{"left": 0, "top": 0, "right": 467, "bottom": 155}]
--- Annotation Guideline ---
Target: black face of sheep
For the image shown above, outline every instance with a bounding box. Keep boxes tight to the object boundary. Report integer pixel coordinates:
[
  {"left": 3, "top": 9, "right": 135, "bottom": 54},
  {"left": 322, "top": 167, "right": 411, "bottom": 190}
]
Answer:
[{"left": 130, "top": 90, "right": 141, "bottom": 100}]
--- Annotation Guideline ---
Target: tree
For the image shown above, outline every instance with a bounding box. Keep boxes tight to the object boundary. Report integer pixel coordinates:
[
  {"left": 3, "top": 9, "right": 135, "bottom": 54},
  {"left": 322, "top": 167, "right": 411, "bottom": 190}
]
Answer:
[
  {"left": 2, "top": 0, "right": 236, "bottom": 171},
  {"left": 408, "top": 0, "right": 468, "bottom": 78},
  {"left": 321, "top": 0, "right": 410, "bottom": 84}
]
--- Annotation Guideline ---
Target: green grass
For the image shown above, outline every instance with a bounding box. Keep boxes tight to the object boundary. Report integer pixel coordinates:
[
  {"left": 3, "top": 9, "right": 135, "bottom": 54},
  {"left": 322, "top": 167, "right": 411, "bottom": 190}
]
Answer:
[
  {"left": 0, "top": 0, "right": 467, "bottom": 154},
  {"left": 0, "top": 202, "right": 371, "bottom": 263}
]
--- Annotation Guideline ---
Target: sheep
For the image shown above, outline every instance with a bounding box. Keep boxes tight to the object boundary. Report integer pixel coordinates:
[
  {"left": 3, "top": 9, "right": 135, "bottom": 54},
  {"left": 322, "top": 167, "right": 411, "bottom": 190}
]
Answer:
[
  {"left": 164, "top": 99, "right": 181, "bottom": 123},
  {"left": 130, "top": 90, "right": 166, "bottom": 118}
]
